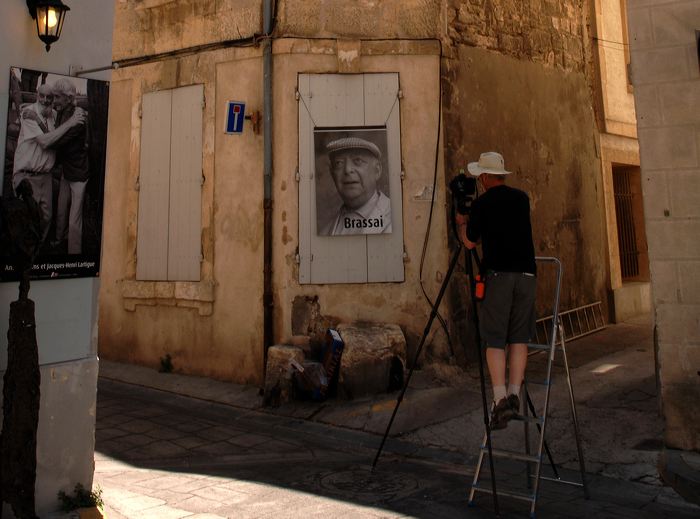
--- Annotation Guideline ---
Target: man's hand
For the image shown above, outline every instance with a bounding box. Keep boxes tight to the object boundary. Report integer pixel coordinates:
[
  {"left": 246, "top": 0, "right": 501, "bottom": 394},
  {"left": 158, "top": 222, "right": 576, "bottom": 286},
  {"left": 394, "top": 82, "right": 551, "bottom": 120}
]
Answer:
[
  {"left": 455, "top": 213, "right": 477, "bottom": 250},
  {"left": 67, "top": 107, "right": 86, "bottom": 128},
  {"left": 21, "top": 108, "right": 40, "bottom": 123}
]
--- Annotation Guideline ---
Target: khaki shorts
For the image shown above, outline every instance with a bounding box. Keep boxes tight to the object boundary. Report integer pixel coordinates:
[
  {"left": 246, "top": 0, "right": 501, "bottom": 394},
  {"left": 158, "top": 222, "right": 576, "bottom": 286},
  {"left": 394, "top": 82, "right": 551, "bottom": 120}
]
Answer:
[{"left": 479, "top": 271, "right": 536, "bottom": 349}]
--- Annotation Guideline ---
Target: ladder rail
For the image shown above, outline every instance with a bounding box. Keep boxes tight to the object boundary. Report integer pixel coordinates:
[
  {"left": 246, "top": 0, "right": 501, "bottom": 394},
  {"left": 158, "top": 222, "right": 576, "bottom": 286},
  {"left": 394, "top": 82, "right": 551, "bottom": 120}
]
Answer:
[{"left": 528, "top": 257, "right": 563, "bottom": 516}]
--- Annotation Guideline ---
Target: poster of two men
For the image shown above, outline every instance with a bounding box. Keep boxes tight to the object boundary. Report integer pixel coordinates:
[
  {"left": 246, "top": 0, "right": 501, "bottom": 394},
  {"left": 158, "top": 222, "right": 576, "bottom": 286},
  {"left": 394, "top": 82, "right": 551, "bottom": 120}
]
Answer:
[{"left": 0, "top": 66, "right": 109, "bottom": 281}]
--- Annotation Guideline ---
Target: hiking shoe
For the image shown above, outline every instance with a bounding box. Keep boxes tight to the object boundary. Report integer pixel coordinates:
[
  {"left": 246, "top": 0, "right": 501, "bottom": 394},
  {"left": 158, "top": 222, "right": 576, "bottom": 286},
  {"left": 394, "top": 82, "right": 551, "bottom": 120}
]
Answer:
[
  {"left": 490, "top": 397, "right": 515, "bottom": 430},
  {"left": 507, "top": 394, "right": 521, "bottom": 418}
]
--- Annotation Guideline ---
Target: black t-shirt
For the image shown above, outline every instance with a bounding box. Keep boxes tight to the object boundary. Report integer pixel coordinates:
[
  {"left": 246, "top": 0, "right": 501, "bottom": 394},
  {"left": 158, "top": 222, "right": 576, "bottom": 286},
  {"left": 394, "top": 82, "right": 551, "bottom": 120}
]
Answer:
[{"left": 467, "top": 184, "right": 536, "bottom": 274}]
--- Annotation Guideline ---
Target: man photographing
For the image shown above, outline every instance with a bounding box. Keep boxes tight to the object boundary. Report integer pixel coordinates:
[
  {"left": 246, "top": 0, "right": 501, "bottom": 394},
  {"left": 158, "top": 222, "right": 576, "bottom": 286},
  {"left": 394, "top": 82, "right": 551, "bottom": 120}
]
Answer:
[{"left": 456, "top": 151, "right": 537, "bottom": 429}]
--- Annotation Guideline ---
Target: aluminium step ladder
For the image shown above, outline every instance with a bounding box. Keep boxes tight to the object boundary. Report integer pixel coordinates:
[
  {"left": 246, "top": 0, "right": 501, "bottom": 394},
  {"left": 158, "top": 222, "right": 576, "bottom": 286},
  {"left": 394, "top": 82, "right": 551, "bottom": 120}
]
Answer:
[{"left": 468, "top": 257, "right": 589, "bottom": 518}]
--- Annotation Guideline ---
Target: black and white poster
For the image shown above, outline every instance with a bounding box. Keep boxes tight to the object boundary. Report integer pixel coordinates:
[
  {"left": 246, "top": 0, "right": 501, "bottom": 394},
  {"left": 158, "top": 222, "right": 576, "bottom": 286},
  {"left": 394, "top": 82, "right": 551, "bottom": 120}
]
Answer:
[
  {"left": 1, "top": 67, "right": 109, "bottom": 281},
  {"left": 314, "top": 127, "right": 391, "bottom": 236}
]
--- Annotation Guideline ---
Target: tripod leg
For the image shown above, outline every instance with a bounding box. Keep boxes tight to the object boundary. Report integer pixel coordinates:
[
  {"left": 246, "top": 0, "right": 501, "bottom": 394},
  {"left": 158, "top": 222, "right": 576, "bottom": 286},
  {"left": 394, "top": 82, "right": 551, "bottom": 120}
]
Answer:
[
  {"left": 466, "top": 249, "right": 499, "bottom": 516},
  {"left": 372, "top": 246, "right": 463, "bottom": 471}
]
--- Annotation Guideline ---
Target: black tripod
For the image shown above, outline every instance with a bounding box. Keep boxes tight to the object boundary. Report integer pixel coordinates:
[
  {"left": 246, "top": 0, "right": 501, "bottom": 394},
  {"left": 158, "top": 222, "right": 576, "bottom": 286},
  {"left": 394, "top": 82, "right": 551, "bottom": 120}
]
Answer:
[{"left": 371, "top": 238, "right": 501, "bottom": 516}]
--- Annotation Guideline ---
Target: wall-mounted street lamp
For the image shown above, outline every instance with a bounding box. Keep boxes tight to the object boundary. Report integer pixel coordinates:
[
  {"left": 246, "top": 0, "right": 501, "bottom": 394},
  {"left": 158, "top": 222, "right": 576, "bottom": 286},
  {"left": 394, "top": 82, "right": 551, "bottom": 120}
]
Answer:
[{"left": 26, "top": 0, "right": 70, "bottom": 52}]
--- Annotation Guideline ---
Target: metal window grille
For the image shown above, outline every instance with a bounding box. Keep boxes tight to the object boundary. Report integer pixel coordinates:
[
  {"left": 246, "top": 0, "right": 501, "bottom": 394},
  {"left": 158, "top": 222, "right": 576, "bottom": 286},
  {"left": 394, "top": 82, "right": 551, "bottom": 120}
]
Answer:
[{"left": 613, "top": 168, "right": 640, "bottom": 280}]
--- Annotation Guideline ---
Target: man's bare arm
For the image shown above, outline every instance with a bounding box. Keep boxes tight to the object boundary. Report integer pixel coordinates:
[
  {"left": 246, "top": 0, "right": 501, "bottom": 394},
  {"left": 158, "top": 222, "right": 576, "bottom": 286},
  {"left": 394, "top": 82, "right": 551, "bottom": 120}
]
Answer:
[{"left": 32, "top": 109, "right": 86, "bottom": 148}]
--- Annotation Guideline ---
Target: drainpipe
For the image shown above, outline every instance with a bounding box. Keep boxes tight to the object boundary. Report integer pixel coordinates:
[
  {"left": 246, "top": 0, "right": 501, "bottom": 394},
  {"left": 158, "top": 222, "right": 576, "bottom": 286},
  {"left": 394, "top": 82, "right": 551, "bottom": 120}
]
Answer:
[{"left": 262, "top": 0, "right": 274, "bottom": 373}]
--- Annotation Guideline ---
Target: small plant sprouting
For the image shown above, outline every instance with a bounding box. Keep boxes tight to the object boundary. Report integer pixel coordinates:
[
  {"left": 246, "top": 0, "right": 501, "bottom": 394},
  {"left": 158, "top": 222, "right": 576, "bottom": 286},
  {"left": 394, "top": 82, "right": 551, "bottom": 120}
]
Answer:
[
  {"left": 159, "top": 353, "right": 174, "bottom": 373},
  {"left": 57, "top": 483, "right": 104, "bottom": 512}
]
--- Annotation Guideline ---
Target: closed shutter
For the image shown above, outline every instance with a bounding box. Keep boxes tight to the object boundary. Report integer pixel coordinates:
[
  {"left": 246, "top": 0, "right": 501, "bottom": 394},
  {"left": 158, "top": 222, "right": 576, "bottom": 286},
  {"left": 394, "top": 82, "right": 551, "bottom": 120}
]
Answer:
[
  {"left": 168, "top": 85, "right": 203, "bottom": 281},
  {"left": 137, "top": 89, "right": 172, "bottom": 281},
  {"left": 136, "top": 85, "right": 203, "bottom": 281},
  {"left": 298, "top": 73, "right": 404, "bottom": 284}
]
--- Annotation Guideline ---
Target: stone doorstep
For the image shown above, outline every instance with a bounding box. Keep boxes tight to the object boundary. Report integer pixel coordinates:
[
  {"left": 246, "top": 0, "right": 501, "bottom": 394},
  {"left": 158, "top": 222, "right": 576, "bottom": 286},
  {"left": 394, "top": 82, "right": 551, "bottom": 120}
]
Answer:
[{"left": 336, "top": 322, "right": 407, "bottom": 399}]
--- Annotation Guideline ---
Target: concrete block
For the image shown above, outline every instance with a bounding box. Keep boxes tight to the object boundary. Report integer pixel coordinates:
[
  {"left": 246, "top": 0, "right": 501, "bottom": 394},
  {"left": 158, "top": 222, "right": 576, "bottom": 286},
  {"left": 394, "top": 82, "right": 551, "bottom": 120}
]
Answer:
[
  {"left": 646, "top": 220, "right": 700, "bottom": 260},
  {"left": 631, "top": 47, "right": 690, "bottom": 85},
  {"left": 263, "top": 345, "right": 305, "bottom": 406},
  {"left": 633, "top": 84, "right": 662, "bottom": 128},
  {"left": 336, "top": 323, "right": 406, "bottom": 399},
  {"left": 655, "top": 303, "right": 700, "bottom": 345},
  {"left": 659, "top": 81, "right": 700, "bottom": 125},
  {"left": 652, "top": 4, "right": 700, "bottom": 46},
  {"left": 661, "top": 381, "right": 700, "bottom": 451},
  {"left": 669, "top": 169, "right": 700, "bottom": 217},
  {"left": 627, "top": 7, "right": 654, "bottom": 48},
  {"left": 638, "top": 127, "right": 697, "bottom": 170},
  {"left": 641, "top": 171, "right": 670, "bottom": 219},
  {"left": 678, "top": 261, "right": 700, "bottom": 304},
  {"left": 650, "top": 260, "right": 679, "bottom": 304}
]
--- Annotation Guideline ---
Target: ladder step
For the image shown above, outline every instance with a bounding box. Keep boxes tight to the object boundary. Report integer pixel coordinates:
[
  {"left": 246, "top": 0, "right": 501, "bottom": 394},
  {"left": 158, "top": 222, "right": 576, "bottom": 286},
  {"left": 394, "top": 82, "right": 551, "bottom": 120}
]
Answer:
[
  {"left": 535, "top": 474, "right": 585, "bottom": 488},
  {"left": 512, "top": 414, "right": 544, "bottom": 425},
  {"left": 471, "top": 485, "right": 535, "bottom": 503},
  {"left": 481, "top": 447, "right": 540, "bottom": 463},
  {"left": 527, "top": 342, "right": 551, "bottom": 351}
]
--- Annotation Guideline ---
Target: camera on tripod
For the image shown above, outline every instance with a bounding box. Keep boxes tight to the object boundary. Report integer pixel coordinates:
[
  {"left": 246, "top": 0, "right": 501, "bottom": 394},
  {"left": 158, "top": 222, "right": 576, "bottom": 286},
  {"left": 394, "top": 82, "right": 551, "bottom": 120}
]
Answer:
[{"left": 449, "top": 170, "right": 477, "bottom": 215}]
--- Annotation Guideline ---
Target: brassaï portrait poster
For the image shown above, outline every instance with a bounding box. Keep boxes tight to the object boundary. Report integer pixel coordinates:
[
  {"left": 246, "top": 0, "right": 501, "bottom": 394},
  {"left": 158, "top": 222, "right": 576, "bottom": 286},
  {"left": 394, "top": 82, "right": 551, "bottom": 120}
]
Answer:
[
  {"left": 1, "top": 66, "right": 109, "bottom": 281},
  {"left": 314, "top": 127, "right": 391, "bottom": 236}
]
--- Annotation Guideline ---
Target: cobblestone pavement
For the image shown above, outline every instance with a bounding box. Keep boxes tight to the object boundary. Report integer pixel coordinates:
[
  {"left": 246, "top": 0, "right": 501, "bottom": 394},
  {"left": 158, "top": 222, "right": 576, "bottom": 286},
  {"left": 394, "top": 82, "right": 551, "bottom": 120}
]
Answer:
[{"left": 94, "top": 377, "right": 700, "bottom": 518}]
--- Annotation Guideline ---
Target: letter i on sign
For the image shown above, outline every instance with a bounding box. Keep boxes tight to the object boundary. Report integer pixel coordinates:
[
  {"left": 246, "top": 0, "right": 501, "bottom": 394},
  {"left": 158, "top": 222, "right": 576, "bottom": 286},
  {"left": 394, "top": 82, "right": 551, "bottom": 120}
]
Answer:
[{"left": 225, "top": 101, "right": 246, "bottom": 134}]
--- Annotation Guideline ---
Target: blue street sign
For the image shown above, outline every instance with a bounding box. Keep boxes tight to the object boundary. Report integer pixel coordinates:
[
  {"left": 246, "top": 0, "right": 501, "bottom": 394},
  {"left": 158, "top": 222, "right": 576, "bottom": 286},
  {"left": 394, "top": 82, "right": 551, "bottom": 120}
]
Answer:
[{"left": 225, "top": 101, "right": 246, "bottom": 134}]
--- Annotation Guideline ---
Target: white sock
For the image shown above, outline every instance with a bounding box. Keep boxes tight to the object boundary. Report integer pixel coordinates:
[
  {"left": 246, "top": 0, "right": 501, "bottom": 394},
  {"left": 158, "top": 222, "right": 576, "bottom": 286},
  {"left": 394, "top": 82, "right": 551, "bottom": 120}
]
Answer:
[
  {"left": 508, "top": 383, "right": 521, "bottom": 396},
  {"left": 493, "top": 385, "right": 507, "bottom": 403}
]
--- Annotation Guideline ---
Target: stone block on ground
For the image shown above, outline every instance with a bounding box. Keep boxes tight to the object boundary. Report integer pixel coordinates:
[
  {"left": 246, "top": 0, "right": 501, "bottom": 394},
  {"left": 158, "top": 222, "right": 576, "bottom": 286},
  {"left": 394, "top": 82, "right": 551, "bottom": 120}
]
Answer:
[
  {"left": 264, "top": 345, "right": 305, "bottom": 406},
  {"left": 336, "top": 322, "right": 406, "bottom": 399}
]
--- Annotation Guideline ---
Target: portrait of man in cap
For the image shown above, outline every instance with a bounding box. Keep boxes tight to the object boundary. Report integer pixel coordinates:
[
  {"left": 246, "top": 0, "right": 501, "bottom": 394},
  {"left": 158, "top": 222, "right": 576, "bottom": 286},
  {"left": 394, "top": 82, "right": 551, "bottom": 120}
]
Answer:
[{"left": 314, "top": 128, "right": 392, "bottom": 236}]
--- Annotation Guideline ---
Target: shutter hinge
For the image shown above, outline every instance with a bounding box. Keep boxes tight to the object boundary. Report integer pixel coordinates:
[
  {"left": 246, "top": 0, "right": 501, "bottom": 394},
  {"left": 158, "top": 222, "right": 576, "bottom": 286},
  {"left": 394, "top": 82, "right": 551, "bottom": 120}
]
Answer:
[
  {"left": 201, "top": 174, "right": 205, "bottom": 186},
  {"left": 295, "top": 167, "right": 300, "bottom": 182},
  {"left": 135, "top": 176, "right": 140, "bottom": 191},
  {"left": 397, "top": 90, "right": 404, "bottom": 99},
  {"left": 403, "top": 246, "right": 409, "bottom": 263},
  {"left": 137, "top": 102, "right": 142, "bottom": 119},
  {"left": 200, "top": 253, "right": 204, "bottom": 262},
  {"left": 295, "top": 253, "right": 300, "bottom": 265},
  {"left": 202, "top": 93, "right": 206, "bottom": 108},
  {"left": 295, "top": 88, "right": 300, "bottom": 100},
  {"left": 400, "top": 170, "right": 405, "bottom": 180}
]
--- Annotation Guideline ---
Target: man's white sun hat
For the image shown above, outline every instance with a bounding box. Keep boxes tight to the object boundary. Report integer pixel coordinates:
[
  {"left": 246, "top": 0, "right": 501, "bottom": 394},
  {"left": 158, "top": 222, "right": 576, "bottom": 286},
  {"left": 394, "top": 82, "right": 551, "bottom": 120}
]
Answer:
[{"left": 467, "top": 151, "right": 511, "bottom": 177}]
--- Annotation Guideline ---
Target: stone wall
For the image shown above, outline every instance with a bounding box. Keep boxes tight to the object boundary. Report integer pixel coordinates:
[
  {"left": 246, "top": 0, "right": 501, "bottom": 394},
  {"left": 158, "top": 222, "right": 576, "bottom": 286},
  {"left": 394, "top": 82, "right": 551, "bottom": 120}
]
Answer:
[
  {"left": 445, "top": 0, "right": 586, "bottom": 72},
  {"left": 442, "top": 1, "right": 607, "bottom": 328},
  {"left": 627, "top": 0, "right": 700, "bottom": 451}
]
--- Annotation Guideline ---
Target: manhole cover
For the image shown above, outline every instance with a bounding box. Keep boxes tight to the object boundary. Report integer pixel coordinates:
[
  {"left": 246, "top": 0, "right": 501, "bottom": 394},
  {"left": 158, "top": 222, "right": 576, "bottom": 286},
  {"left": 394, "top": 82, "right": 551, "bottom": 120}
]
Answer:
[{"left": 309, "top": 467, "right": 420, "bottom": 502}]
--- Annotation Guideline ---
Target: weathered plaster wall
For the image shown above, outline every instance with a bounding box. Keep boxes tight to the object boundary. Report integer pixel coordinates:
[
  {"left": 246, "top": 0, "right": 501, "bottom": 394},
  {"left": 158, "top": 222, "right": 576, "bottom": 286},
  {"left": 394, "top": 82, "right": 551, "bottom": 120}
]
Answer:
[
  {"left": 99, "top": 37, "right": 450, "bottom": 384},
  {"left": 272, "top": 40, "right": 450, "bottom": 357},
  {"left": 627, "top": 0, "right": 700, "bottom": 451},
  {"left": 101, "top": 0, "right": 451, "bottom": 384},
  {"left": 99, "top": 45, "right": 266, "bottom": 384},
  {"left": 277, "top": 0, "right": 441, "bottom": 39},
  {"left": 443, "top": 1, "right": 607, "bottom": 317},
  {"left": 113, "top": 0, "right": 262, "bottom": 60},
  {"left": 444, "top": 46, "right": 606, "bottom": 314}
]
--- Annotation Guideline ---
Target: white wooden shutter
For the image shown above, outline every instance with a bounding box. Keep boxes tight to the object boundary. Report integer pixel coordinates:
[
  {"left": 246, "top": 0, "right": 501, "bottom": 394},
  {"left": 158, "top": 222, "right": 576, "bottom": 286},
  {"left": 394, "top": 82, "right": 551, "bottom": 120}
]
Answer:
[
  {"left": 298, "top": 73, "right": 404, "bottom": 284},
  {"left": 137, "top": 89, "right": 172, "bottom": 281},
  {"left": 167, "top": 84, "right": 203, "bottom": 281},
  {"left": 365, "top": 74, "right": 404, "bottom": 282}
]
